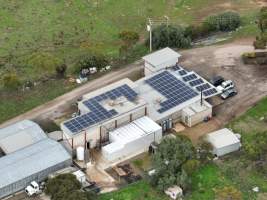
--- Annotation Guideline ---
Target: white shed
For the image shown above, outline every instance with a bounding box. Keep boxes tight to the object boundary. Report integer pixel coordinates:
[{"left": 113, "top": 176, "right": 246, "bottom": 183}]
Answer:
[
  {"left": 102, "top": 116, "right": 162, "bottom": 161},
  {"left": 206, "top": 128, "right": 241, "bottom": 157},
  {"left": 142, "top": 47, "right": 181, "bottom": 76}
]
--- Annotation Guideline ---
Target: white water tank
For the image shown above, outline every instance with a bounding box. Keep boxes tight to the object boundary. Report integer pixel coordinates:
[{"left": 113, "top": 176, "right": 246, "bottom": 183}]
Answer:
[{"left": 76, "top": 146, "right": 85, "bottom": 161}]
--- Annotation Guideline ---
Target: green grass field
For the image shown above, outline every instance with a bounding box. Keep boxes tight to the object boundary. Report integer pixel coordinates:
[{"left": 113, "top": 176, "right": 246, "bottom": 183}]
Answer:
[{"left": 0, "top": 0, "right": 262, "bottom": 124}]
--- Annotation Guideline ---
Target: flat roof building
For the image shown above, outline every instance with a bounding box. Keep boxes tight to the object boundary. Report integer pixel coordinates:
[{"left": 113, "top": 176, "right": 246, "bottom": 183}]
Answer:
[
  {"left": 206, "top": 128, "right": 241, "bottom": 156},
  {"left": 143, "top": 47, "right": 181, "bottom": 76}
]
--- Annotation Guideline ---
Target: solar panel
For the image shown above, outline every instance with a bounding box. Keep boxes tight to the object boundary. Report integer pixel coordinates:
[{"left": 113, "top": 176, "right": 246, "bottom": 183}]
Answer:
[
  {"left": 196, "top": 83, "right": 211, "bottom": 92},
  {"left": 64, "top": 84, "right": 137, "bottom": 134},
  {"left": 183, "top": 74, "right": 198, "bottom": 82},
  {"left": 145, "top": 71, "right": 198, "bottom": 113},
  {"left": 203, "top": 88, "right": 218, "bottom": 97},
  {"left": 172, "top": 65, "right": 180, "bottom": 71},
  {"left": 189, "top": 78, "right": 204, "bottom": 87},
  {"left": 178, "top": 70, "right": 187, "bottom": 76}
]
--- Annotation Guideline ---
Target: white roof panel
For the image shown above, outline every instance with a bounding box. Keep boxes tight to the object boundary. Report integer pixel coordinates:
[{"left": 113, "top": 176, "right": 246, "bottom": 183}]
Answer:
[
  {"left": 142, "top": 47, "right": 181, "bottom": 67},
  {"left": 0, "top": 120, "right": 47, "bottom": 154},
  {"left": 206, "top": 128, "right": 240, "bottom": 148}
]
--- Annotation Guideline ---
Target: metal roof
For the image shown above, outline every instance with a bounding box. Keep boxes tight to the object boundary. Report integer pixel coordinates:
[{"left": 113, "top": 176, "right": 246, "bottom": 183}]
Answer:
[
  {"left": 0, "top": 120, "right": 47, "bottom": 154},
  {"left": 0, "top": 138, "right": 71, "bottom": 188},
  {"left": 206, "top": 128, "right": 240, "bottom": 148},
  {"left": 142, "top": 47, "right": 181, "bottom": 67}
]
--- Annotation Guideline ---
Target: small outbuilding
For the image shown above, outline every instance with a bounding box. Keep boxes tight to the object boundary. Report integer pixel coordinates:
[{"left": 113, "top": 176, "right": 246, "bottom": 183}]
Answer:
[
  {"left": 142, "top": 47, "right": 181, "bottom": 76},
  {"left": 102, "top": 116, "right": 162, "bottom": 162},
  {"left": 206, "top": 128, "right": 241, "bottom": 157}
]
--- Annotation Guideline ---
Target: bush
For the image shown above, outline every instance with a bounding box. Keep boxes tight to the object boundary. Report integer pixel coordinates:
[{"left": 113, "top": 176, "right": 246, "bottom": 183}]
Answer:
[
  {"left": 77, "top": 54, "right": 108, "bottom": 73},
  {"left": 119, "top": 30, "right": 139, "bottom": 46},
  {"left": 55, "top": 63, "right": 68, "bottom": 78},
  {"left": 147, "top": 25, "right": 191, "bottom": 50},
  {"left": 203, "top": 11, "right": 241, "bottom": 32},
  {"left": 215, "top": 186, "right": 242, "bottom": 200},
  {"left": 27, "top": 52, "right": 63, "bottom": 76},
  {"left": 3, "top": 72, "right": 21, "bottom": 90}
]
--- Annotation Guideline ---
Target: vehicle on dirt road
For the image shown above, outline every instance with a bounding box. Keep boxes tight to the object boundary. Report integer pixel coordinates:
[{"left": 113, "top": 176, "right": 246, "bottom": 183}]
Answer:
[
  {"left": 221, "top": 88, "right": 238, "bottom": 100},
  {"left": 217, "top": 80, "right": 235, "bottom": 92},
  {"left": 25, "top": 181, "right": 41, "bottom": 196},
  {"left": 210, "top": 76, "right": 225, "bottom": 87}
]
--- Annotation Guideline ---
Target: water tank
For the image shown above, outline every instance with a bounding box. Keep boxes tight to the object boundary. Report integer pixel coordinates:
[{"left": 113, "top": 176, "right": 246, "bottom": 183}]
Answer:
[
  {"left": 168, "top": 119, "right": 173, "bottom": 129},
  {"left": 76, "top": 146, "right": 85, "bottom": 161}
]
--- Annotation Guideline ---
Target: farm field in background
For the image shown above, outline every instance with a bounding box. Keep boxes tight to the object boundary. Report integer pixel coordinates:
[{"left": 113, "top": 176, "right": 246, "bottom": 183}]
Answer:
[{"left": 0, "top": 0, "right": 263, "bottom": 124}]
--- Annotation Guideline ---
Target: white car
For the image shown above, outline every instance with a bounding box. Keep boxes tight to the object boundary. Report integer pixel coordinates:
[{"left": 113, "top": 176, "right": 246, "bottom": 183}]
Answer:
[
  {"left": 216, "top": 80, "right": 234, "bottom": 92},
  {"left": 25, "top": 181, "right": 41, "bottom": 196}
]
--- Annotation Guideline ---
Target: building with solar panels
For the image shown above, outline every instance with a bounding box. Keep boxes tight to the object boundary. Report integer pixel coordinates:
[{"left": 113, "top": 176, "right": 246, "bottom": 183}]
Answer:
[
  {"left": 0, "top": 120, "right": 72, "bottom": 199},
  {"left": 61, "top": 79, "right": 149, "bottom": 149},
  {"left": 60, "top": 47, "right": 220, "bottom": 162},
  {"left": 135, "top": 67, "right": 217, "bottom": 129}
]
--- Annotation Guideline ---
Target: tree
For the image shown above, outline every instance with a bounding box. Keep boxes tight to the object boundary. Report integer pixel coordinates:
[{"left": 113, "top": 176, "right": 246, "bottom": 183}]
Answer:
[
  {"left": 197, "top": 139, "right": 213, "bottom": 162},
  {"left": 3, "top": 72, "right": 21, "bottom": 90},
  {"left": 147, "top": 25, "right": 191, "bottom": 50},
  {"left": 215, "top": 186, "right": 242, "bottom": 200},
  {"left": 254, "top": 7, "right": 267, "bottom": 49},
  {"left": 77, "top": 54, "right": 108, "bottom": 72},
  {"left": 203, "top": 12, "right": 241, "bottom": 32},
  {"left": 149, "top": 135, "right": 196, "bottom": 191},
  {"left": 55, "top": 63, "right": 68, "bottom": 78}
]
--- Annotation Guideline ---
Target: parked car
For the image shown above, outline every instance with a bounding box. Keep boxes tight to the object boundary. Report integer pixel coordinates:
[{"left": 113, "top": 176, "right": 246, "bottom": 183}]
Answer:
[
  {"left": 216, "top": 80, "right": 234, "bottom": 92},
  {"left": 221, "top": 88, "right": 237, "bottom": 99},
  {"left": 25, "top": 181, "right": 41, "bottom": 196},
  {"left": 210, "top": 76, "right": 224, "bottom": 87}
]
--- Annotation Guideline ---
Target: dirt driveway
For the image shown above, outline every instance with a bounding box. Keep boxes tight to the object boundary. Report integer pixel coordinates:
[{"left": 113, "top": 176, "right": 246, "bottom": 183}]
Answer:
[
  {"left": 1, "top": 39, "right": 267, "bottom": 136},
  {"left": 179, "top": 39, "right": 267, "bottom": 142}
]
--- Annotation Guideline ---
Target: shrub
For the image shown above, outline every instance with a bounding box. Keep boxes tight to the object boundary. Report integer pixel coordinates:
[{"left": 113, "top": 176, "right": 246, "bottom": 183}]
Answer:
[
  {"left": 215, "top": 186, "right": 242, "bottom": 200},
  {"left": 55, "top": 63, "right": 68, "bottom": 78},
  {"left": 77, "top": 54, "right": 108, "bottom": 73},
  {"left": 147, "top": 25, "right": 191, "bottom": 50},
  {"left": 27, "top": 52, "right": 63, "bottom": 75},
  {"left": 253, "top": 39, "right": 266, "bottom": 49},
  {"left": 3, "top": 72, "right": 21, "bottom": 90},
  {"left": 119, "top": 30, "right": 139, "bottom": 46},
  {"left": 203, "top": 11, "right": 241, "bottom": 32}
]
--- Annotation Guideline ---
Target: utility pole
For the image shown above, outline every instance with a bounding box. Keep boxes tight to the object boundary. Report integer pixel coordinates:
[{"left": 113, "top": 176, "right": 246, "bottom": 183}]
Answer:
[{"left": 147, "top": 18, "right": 153, "bottom": 52}]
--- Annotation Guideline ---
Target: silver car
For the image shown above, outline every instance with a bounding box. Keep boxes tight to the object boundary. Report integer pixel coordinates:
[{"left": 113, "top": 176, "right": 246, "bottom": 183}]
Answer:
[{"left": 221, "top": 88, "right": 237, "bottom": 100}]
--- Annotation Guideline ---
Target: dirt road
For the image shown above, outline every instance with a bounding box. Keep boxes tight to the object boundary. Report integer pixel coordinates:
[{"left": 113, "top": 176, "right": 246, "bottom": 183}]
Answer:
[
  {"left": 0, "top": 61, "right": 143, "bottom": 128},
  {"left": 179, "top": 39, "right": 267, "bottom": 142},
  {"left": 1, "top": 39, "right": 267, "bottom": 133}
]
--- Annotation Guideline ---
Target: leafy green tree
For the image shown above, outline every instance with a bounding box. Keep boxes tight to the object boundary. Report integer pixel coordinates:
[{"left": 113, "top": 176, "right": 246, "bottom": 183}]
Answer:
[
  {"left": 182, "top": 159, "right": 200, "bottom": 176},
  {"left": 147, "top": 25, "right": 191, "bottom": 50},
  {"left": 215, "top": 186, "right": 242, "bottom": 200},
  {"left": 149, "top": 136, "right": 196, "bottom": 191},
  {"left": 258, "top": 7, "right": 267, "bottom": 33},
  {"left": 197, "top": 140, "right": 213, "bottom": 162}
]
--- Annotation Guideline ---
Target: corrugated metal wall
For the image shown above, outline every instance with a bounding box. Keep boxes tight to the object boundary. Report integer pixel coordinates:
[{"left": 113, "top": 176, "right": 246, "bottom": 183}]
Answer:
[{"left": 0, "top": 159, "right": 72, "bottom": 199}]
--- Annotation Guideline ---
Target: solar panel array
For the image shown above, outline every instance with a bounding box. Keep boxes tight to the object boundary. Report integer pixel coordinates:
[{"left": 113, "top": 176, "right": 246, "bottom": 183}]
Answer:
[
  {"left": 189, "top": 78, "right": 204, "bottom": 87},
  {"left": 196, "top": 83, "right": 211, "bottom": 92},
  {"left": 64, "top": 84, "right": 138, "bottom": 134},
  {"left": 203, "top": 88, "right": 218, "bottom": 97},
  {"left": 183, "top": 74, "right": 197, "bottom": 82},
  {"left": 178, "top": 70, "right": 187, "bottom": 76},
  {"left": 145, "top": 71, "right": 198, "bottom": 113},
  {"left": 172, "top": 65, "right": 181, "bottom": 71}
]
